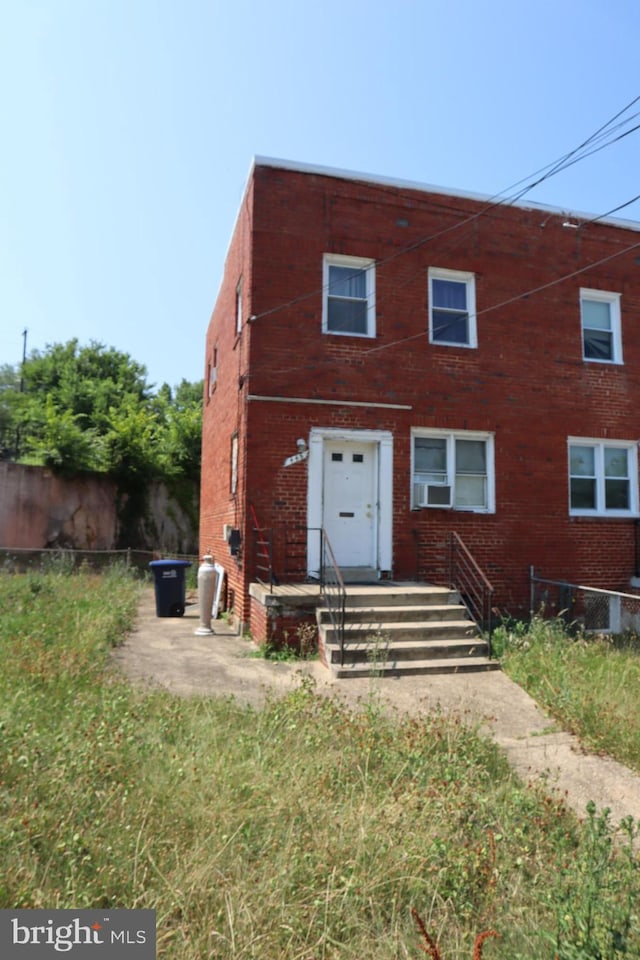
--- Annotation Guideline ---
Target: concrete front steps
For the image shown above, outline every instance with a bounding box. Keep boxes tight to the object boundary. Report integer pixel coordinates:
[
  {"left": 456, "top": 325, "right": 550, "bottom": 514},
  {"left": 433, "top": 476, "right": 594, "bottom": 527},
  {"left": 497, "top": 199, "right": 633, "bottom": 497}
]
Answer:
[{"left": 316, "top": 584, "right": 500, "bottom": 678}]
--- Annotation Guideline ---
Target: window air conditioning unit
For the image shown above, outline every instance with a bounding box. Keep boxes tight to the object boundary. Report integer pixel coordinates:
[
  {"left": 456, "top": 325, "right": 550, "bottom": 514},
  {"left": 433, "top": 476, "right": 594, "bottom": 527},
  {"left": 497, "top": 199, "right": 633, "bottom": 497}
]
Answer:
[{"left": 415, "top": 482, "right": 453, "bottom": 508}]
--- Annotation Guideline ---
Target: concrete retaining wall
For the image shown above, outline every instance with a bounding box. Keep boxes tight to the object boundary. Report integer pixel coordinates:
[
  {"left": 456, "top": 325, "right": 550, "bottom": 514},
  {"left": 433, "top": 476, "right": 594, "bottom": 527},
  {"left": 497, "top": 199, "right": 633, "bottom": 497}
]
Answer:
[{"left": 0, "top": 462, "right": 197, "bottom": 553}]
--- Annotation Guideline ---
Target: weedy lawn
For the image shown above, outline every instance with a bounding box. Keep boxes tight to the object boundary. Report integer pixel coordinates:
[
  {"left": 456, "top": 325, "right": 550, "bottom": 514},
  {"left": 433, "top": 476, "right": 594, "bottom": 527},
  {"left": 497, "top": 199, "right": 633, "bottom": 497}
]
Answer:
[
  {"left": 1, "top": 567, "right": 639, "bottom": 959},
  {"left": 495, "top": 615, "right": 640, "bottom": 775}
]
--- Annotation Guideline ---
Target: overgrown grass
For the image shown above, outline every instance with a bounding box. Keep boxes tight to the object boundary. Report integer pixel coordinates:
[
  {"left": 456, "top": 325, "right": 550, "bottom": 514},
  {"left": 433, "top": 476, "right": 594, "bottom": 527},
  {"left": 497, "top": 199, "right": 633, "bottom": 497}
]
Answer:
[
  {"left": 2, "top": 570, "right": 640, "bottom": 958},
  {"left": 250, "top": 620, "right": 319, "bottom": 660},
  {"left": 494, "top": 615, "right": 640, "bottom": 774}
]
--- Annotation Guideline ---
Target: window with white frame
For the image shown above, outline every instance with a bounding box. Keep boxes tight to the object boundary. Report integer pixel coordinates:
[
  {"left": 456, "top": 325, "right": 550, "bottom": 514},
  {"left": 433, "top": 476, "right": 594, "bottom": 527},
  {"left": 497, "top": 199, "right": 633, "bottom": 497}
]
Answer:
[
  {"left": 236, "top": 278, "right": 243, "bottom": 334},
  {"left": 429, "top": 268, "right": 477, "bottom": 347},
  {"left": 568, "top": 439, "right": 637, "bottom": 515},
  {"left": 412, "top": 429, "right": 494, "bottom": 511},
  {"left": 580, "top": 289, "right": 622, "bottom": 363},
  {"left": 323, "top": 254, "right": 375, "bottom": 337}
]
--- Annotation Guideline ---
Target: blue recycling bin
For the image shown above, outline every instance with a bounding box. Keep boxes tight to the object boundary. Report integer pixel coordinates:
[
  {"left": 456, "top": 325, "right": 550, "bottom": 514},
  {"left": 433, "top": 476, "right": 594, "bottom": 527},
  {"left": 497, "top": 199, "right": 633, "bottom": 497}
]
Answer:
[{"left": 149, "top": 559, "right": 192, "bottom": 617}]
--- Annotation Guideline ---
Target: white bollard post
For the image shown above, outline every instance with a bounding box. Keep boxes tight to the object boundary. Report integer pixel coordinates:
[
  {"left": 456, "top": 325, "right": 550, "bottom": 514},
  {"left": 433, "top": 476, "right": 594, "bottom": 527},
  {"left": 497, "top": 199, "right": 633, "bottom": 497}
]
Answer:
[{"left": 195, "top": 554, "right": 217, "bottom": 636}]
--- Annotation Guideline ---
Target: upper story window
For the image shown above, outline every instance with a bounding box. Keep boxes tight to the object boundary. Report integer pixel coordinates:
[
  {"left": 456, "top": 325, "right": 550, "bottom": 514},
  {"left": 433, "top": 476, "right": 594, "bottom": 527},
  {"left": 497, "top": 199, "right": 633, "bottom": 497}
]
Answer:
[
  {"left": 580, "top": 289, "right": 622, "bottom": 364},
  {"left": 429, "top": 268, "right": 477, "bottom": 348},
  {"left": 412, "top": 429, "right": 494, "bottom": 512},
  {"left": 236, "top": 278, "right": 243, "bottom": 334},
  {"left": 322, "top": 254, "right": 375, "bottom": 337},
  {"left": 569, "top": 439, "right": 637, "bottom": 516},
  {"left": 208, "top": 346, "right": 218, "bottom": 399}
]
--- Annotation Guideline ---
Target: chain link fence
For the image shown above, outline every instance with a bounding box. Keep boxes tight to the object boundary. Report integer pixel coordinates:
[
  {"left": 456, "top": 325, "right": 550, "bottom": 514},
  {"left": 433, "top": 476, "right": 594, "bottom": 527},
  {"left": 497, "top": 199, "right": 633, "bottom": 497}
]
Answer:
[
  {"left": 0, "top": 547, "right": 199, "bottom": 579},
  {"left": 530, "top": 567, "right": 640, "bottom": 635}
]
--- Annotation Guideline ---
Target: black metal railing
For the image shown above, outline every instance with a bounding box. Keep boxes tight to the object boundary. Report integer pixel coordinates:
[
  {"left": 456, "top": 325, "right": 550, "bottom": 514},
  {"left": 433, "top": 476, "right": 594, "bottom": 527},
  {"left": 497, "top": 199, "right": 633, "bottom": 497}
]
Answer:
[
  {"left": 448, "top": 532, "right": 495, "bottom": 655},
  {"left": 319, "top": 528, "right": 347, "bottom": 666},
  {"left": 530, "top": 566, "right": 640, "bottom": 634}
]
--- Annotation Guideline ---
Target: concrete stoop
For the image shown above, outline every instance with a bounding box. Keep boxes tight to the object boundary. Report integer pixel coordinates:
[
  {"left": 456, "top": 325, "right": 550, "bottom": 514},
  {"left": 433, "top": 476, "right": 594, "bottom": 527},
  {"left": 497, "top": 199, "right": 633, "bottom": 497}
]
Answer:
[{"left": 316, "top": 584, "right": 500, "bottom": 678}]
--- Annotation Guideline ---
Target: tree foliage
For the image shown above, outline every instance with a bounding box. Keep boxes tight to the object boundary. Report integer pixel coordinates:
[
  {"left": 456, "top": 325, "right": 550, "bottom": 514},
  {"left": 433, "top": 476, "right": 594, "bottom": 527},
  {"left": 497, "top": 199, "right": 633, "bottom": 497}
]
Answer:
[
  {"left": 0, "top": 363, "right": 21, "bottom": 453},
  {"left": 2, "top": 339, "right": 203, "bottom": 484}
]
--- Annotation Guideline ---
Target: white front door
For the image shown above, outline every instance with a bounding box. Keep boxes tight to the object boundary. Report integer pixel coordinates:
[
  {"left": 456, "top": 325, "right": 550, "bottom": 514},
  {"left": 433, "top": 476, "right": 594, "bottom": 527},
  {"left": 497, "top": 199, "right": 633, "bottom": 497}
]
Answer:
[{"left": 322, "top": 440, "right": 377, "bottom": 568}]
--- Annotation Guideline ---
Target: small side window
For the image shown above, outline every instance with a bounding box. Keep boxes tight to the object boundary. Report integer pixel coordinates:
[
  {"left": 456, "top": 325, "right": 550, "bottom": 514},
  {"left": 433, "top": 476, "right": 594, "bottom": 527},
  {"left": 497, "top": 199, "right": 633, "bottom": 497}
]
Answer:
[{"left": 208, "top": 346, "right": 218, "bottom": 398}]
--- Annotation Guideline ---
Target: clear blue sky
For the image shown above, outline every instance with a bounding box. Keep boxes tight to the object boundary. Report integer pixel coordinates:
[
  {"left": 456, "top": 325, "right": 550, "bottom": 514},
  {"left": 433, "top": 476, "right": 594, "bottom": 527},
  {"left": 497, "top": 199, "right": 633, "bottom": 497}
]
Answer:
[{"left": 1, "top": 0, "right": 639, "bottom": 391}]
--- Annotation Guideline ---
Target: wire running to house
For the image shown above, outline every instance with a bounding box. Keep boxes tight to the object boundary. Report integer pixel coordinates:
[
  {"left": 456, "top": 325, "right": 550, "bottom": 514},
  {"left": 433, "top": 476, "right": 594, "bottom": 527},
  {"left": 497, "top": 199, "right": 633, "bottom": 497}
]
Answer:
[
  {"left": 361, "top": 233, "right": 640, "bottom": 358},
  {"left": 249, "top": 94, "right": 640, "bottom": 325},
  {"left": 257, "top": 203, "right": 640, "bottom": 381}
]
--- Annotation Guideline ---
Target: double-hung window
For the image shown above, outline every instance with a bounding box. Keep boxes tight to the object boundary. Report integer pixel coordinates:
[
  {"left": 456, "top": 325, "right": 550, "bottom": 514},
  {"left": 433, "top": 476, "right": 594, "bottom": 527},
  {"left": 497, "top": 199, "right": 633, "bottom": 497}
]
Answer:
[
  {"left": 568, "top": 439, "right": 637, "bottom": 516},
  {"left": 323, "top": 254, "right": 375, "bottom": 337},
  {"left": 429, "top": 268, "right": 477, "bottom": 347},
  {"left": 580, "top": 289, "right": 622, "bottom": 363},
  {"left": 412, "top": 429, "right": 494, "bottom": 511}
]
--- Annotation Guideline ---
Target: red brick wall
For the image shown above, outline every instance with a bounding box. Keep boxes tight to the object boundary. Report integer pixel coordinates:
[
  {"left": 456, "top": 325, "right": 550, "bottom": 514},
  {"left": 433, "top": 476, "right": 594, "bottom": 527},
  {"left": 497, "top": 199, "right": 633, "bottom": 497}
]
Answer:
[
  {"left": 202, "top": 162, "right": 640, "bottom": 626},
  {"left": 200, "top": 180, "right": 255, "bottom": 625}
]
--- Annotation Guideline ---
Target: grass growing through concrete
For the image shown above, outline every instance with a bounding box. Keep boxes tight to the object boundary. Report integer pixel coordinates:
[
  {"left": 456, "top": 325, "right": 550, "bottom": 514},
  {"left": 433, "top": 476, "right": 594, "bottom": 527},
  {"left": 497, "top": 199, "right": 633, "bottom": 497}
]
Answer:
[
  {"left": 1, "top": 568, "right": 640, "bottom": 958},
  {"left": 494, "top": 615, "right": 640, "bottom": 774}
]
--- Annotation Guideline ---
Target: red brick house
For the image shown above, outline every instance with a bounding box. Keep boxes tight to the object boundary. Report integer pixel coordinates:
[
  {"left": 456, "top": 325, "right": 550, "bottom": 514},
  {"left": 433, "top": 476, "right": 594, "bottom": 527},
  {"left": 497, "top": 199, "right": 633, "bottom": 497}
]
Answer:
[{"left": 200, "top": 157, "right": 640, "bottom": 645}]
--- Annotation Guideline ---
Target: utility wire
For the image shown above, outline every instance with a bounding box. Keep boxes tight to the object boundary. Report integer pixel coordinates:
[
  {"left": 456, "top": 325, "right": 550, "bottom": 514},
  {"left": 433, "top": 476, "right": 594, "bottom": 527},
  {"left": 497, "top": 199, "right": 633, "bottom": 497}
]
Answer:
[
  {"left": 361, "top": 234, "right": 640, "bottom": 358},
  {"left": 250, "top": 95, "right": 640, "bottom": 324},
  {"left": 505, "top": 101, "right": 640, "bottom": 203},
  {"left": 515, "top": 121, "right": 640, "bottom": 201},
  {"left": 489, "top": 95, "right": 640, "bottom": 202},
  {"left": 253, "top": 229, "right": 640, "bottom": 388},
  {"left": 238, "top": 97, "right": 640, "bottom": 384},
  {"left": 579, "top": 193, "right": 640, "bottom": 227},
  {"left": 260, "top": 189, "right": 640, "bottom": 374}
]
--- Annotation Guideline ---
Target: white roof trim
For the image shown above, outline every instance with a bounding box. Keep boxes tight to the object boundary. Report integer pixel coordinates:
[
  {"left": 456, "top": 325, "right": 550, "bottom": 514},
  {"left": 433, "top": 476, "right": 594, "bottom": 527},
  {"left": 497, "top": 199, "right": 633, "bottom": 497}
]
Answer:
[{"left": 250, "top": 155, "right": 640, "bottom": 234}]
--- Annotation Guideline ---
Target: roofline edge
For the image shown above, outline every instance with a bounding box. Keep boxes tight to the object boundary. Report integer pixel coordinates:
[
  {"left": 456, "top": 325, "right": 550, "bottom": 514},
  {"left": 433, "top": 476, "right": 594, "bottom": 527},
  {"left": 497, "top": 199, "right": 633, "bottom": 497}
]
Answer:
[{"left": 252, "top": 155, "right": 640, "bottom": 233}]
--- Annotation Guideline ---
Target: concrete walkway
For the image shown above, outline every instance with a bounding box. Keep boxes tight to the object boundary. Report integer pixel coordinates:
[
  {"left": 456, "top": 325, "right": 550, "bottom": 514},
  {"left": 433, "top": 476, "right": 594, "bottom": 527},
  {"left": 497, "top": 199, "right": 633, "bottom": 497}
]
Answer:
[{"left": 112, "top": 588, "right": 640, "bottom": 827}]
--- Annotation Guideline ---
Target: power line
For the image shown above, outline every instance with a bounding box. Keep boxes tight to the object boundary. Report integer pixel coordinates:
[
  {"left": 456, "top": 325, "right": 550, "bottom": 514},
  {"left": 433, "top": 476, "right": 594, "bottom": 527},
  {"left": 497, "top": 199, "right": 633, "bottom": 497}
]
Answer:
[
  {"left": 503, "top": 98, "right": 640, "bottom": 203},
  {"left": 478, "top": 235, "right": 640, "bottom": 318},
  {"left": 249, "top": 95, "right": 640, "bottom": 325},
  {"left": 230, "top": 97, "right": 640, "bottom": 386},
  {"left": 255, "top": 202, "right": 640, "bottom": 383},
  {"left": 579, "top": 194, "right": 640, "bottom": 228}
]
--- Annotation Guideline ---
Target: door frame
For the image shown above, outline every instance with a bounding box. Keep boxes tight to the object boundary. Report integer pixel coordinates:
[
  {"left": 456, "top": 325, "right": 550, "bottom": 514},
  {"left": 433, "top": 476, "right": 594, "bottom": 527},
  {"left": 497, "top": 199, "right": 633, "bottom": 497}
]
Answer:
[{"left": 307, "top": 427, "right": 393, "bottom": 578}]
